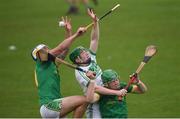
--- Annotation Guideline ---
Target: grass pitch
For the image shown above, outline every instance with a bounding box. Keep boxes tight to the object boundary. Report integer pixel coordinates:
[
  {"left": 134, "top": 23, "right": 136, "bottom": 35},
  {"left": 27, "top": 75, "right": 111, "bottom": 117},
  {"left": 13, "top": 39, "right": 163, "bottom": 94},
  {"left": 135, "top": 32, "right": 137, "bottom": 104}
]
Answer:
[{"left": 0, "top": 0, "right": 180, "bottom": 117}]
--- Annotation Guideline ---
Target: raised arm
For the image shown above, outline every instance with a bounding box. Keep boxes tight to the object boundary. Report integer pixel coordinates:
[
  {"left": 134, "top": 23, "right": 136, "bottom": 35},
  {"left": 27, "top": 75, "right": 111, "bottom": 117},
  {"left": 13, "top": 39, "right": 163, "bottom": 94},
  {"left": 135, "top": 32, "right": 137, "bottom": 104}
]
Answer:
[
  {"left": 51, "top": 16, "right": 71, "bottom": 58},
  {"left": 129, "top": 73, "right": 147, "bottom": 94},
  {"left": 49, "top": 27, "right": 86, "bottom": 56},
  {"left": 88, "top": 9, "right": 99, "bottom": 53},
  {"left": 61, "top": 16, "right": 72, "bottom": 38}
]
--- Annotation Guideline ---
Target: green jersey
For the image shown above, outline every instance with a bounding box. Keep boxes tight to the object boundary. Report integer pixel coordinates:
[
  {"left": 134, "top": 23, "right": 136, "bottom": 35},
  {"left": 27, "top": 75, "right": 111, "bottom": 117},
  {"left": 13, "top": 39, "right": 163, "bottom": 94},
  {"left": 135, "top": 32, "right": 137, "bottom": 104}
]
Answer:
[
  {"left": 99, "top": 82, "right": 133, "bottom": 118},
  {"left": 35, "top": 59, "right": 62, "bottom": 106}
]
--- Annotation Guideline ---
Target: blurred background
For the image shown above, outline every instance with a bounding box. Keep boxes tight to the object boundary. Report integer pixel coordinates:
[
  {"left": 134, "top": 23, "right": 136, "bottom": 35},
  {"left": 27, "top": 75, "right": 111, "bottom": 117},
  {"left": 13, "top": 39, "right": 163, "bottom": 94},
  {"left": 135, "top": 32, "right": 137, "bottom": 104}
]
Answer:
[{"left": 0, "top": 0, "right": 180, "bottom": 117}]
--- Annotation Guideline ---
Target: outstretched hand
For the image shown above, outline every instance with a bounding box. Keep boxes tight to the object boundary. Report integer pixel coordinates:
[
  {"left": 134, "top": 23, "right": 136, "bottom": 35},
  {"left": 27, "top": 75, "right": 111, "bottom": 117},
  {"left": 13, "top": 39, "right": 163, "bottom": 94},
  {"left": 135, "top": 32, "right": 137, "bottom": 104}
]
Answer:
[
  {"left": 61, "top": 16, "right": 72, "bottom": 32},
  {"left": 87, "top": 8, "right": 98, "bottom": 22}
]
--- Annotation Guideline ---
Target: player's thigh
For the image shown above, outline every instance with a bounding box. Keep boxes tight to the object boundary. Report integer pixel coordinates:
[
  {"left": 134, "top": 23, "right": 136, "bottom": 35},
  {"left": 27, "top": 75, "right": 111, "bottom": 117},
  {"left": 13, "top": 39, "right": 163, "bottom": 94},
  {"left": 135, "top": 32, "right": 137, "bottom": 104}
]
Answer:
[
  {"left": 60, "top": 96, "right": 86, "bottom": 116},
  {"left": 40, "top": 105, "right": 60, "bottom": 118}
]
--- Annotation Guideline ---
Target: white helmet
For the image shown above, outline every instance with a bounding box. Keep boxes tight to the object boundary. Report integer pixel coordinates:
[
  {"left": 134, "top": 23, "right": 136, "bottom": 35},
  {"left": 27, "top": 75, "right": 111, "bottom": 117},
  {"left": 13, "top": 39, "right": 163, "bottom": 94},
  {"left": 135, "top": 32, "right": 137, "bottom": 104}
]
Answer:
[{"left": 31, "top": 44, "right": 46, "bottom": 61}]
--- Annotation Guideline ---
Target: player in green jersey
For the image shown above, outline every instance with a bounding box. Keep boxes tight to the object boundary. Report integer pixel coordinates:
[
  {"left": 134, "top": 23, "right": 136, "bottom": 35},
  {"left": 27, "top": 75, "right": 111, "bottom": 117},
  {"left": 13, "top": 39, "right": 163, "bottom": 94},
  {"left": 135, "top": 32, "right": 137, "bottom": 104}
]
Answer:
[
  {"left": 99, "top": 69, "right": 147, "bottom": 118},
  {"left": 31, "top": 17, "right": 97, "bottom": 118}
]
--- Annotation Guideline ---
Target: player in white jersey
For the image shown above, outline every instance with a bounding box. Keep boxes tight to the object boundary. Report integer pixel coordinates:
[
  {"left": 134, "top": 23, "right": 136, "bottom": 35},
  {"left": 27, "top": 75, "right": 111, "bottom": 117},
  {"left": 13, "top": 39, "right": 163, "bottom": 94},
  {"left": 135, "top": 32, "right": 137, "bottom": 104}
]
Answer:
[
  {"left": 69, "top": 9, "right": 127, "bottom": 118},
  {"left": 74, "top": 48, "right": 103, "bottom": 118}
]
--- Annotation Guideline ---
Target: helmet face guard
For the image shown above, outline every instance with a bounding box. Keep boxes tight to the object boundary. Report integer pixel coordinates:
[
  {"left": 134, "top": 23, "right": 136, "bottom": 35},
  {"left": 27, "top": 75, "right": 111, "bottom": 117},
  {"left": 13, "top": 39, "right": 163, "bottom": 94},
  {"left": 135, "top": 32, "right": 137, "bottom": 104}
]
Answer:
[
  {"left": 31, "top": 44, "right": 47, "bottom": 61},
  {"left": 101, "top": 69, "right": 119, "bottom": 85}
]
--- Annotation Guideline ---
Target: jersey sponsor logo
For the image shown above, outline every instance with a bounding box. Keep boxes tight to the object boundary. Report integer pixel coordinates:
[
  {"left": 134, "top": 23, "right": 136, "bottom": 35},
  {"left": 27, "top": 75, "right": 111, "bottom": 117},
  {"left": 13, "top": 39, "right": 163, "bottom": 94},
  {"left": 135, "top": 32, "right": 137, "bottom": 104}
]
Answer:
[{"left": 88, "top": 61, "right": 99, "bottom": 72}]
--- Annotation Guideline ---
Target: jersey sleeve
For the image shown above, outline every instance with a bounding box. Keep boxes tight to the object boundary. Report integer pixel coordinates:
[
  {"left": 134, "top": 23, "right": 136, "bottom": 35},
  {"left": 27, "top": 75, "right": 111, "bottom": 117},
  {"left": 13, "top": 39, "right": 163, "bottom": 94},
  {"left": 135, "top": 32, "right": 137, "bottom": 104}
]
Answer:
[
  {"left": 89, "top": 49, "right": 97, "bottom": 63},
  {"left": 75, "top": 70, "right": 90, "bottom": 92}
]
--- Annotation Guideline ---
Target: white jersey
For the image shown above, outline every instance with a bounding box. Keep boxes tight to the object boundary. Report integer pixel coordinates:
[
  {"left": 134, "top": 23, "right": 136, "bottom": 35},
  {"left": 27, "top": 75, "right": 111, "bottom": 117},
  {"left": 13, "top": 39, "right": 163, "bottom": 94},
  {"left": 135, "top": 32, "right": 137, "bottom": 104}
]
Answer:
[{"left": 75, "top": 51, "right": 103, "bottom": 118}]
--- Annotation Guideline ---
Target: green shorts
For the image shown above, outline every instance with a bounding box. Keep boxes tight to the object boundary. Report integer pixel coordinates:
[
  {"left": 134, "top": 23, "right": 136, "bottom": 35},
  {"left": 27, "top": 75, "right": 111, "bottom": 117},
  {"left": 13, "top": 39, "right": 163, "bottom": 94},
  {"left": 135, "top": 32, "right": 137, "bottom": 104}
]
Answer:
[{"left": 45, "top": 99, "right": 62, "bottom": 112}]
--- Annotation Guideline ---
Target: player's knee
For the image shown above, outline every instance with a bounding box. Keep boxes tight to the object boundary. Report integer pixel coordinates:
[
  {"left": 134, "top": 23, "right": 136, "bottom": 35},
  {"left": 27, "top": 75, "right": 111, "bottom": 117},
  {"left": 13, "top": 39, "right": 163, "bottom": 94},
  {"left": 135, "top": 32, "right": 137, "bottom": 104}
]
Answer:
[{"left": 86, "top": 93, "right": 100, "bottom": 103}]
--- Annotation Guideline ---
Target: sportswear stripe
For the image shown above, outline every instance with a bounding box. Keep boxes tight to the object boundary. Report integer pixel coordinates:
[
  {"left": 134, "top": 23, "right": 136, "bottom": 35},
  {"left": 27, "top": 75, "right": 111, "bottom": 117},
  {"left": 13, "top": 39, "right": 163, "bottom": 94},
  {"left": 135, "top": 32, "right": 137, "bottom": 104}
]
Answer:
[
  {"left": 89, "top": 104, "right": 93, "bottom": 118},
  {"left": 34, "top": 69, "right": 38, "bottom": 87},
  {"left": 78, "top": 70, "right": 90, "bottom": 82}
]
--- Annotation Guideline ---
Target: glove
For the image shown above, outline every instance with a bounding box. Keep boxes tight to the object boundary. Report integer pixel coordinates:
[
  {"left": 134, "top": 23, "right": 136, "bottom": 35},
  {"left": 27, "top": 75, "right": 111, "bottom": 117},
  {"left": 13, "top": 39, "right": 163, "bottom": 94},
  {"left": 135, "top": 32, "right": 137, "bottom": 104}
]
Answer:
[{"left": 129, "top": 73, "right": 139, "bottom": 84}]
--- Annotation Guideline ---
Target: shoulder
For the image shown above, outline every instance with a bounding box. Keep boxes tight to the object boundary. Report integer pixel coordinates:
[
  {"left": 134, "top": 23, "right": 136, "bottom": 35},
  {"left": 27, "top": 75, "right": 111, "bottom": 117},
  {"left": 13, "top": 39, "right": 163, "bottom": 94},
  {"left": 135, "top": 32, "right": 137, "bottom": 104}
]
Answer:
[
  {"left": 120, "top": 81, "right": 127, "bottom": 88},
  {"left": 87, "top": 49, "right": 97, "bottom": 63},
  {"left": 88, "top": 49, "right": 96, "bottom": 56}
]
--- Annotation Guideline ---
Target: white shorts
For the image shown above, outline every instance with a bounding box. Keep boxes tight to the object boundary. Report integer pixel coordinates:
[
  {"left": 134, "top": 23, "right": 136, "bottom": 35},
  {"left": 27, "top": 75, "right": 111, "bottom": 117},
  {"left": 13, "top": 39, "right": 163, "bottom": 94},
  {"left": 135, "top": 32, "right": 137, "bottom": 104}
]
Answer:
[
  {"left": 40, "top": 99, "right": 62, "bottom": 118},
  {"left": 86, "top": 103, "right": 101, "bottom": 118},
  {"left": 40, "top": 105, "right": 60, "bottom": 118}
]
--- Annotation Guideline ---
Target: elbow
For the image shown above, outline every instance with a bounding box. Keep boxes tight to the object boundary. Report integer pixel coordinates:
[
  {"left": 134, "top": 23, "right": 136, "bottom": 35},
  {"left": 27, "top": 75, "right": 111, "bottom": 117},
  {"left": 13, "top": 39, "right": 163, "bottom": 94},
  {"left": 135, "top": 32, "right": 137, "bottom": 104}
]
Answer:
[
  {"left": 144, "top": 86, "right": 148, "bottom": 93},
  {"left": 141, "top": 87, "right": 148, "bottom": 94}
]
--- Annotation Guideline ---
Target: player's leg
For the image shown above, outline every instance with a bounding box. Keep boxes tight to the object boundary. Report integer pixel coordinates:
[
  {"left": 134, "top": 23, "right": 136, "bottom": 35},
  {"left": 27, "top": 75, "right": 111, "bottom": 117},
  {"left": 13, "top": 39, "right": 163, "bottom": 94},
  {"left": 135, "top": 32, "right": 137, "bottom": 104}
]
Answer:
[
  {"left": 66, "top": 0, "right": 79, "bottom": 14},
  {"left": 73, "top": 102, "right": 89, "bottom": 118},
  {"left": 60, "top": 96, "right": 87, "bottom": 117},
  {"left": 92, "top": 0, "right": 98, "bottom": 5},
  {"left": 82, "top": 0, "right": 93, "bottom": 10},
  {"left": 40, "top": 105, "right": 60, "bottom": 118},
  {"left": 82, "top": 0, "right": 89, "bottom": 5}
]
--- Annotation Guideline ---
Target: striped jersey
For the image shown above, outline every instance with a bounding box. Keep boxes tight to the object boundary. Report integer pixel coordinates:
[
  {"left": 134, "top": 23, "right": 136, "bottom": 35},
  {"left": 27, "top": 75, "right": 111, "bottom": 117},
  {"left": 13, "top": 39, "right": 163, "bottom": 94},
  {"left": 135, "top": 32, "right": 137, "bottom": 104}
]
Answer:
[{"left": 75, "top": 51, "right": 103, "bottom": 118}]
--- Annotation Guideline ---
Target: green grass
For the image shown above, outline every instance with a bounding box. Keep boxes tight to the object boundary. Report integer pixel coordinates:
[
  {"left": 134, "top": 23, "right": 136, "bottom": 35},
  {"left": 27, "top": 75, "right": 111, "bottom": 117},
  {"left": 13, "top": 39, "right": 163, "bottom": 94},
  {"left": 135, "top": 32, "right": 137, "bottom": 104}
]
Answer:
[{"left": 0, "top": 0, "right": 180, "bottom": 117}]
